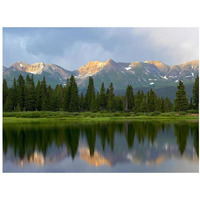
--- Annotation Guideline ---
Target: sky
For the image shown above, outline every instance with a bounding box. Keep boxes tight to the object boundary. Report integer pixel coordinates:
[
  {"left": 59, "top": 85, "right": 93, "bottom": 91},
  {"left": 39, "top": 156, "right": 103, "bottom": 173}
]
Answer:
[{"left": 3, "top": 27, "right": 199, "bottom": 70}]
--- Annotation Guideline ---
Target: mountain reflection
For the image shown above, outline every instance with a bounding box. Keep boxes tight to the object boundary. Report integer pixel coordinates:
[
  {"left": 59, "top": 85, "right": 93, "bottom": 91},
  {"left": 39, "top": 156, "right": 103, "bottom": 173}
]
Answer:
[{"left": 3, "top": 121, "right": 199, "bottom": 168}]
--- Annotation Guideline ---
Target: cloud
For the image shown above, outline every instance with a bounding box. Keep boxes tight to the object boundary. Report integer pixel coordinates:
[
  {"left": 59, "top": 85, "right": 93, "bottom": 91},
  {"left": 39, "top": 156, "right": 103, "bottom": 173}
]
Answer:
[
  {"left": 52, "top": 41, "right": 113, "bottom": 70},
  {"left": 3, "top": 28, "right": 199, "bottom": 69},
  {"left": 133, "top": 28, "right": 199, "bottom": 65}
]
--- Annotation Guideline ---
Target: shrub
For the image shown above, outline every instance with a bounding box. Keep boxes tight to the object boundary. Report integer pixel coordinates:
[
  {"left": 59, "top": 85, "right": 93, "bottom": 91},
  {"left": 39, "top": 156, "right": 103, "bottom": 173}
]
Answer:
[
  {"left": 186, "top": 109, "right": 198, "bottom": 114},
  {"left": 149, "top": 111, "right": 161, "bottom": 116},
  {"left": 178, "top": 111, "right": 187, "bottom": 115}
]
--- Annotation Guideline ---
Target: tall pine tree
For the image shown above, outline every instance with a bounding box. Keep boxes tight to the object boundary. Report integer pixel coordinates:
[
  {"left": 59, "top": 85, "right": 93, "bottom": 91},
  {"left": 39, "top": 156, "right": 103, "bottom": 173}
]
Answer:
[
  {"left": 3, "top": 79, "right": 8, "bottom": 110},
  {"left": 99, "top": 82, "right": 106, "bottom": 110},
  {"left": 192, "top": 75, "right": 199, "bottom": 111},
  {"left": 125, "top": 85, "right": 134, "bottom": 111},
  {"left": 107, "top": 83, "right": 115, "bottom": 111},
  {"left": 69, "top": 75, "right": 80, "bottom": 112},
  {"left": 174, "top": 81, "right": 189, "bottom": 111},
  {"left": 84, "top": 76, "right": 96, "bottom": 111},
  {"left": 17, "top": 75, "right": 25, "bottom": 110}
]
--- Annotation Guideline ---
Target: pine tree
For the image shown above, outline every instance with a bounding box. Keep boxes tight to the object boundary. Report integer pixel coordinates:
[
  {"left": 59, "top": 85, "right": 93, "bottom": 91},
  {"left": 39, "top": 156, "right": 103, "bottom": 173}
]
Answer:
[
  {"left": 105, "top": 88, "right": 110, "bottom": 108},
  {"left": 107, "top": 83, "right": 115, "bottom": 111},
  {"left": 148, "top": 88, "right": 157, "bottom": 112},
  {"left": 134, "top": 90, "right": 141, "bottom": 113},
  {"left": 189, "top": 97, "right": 193, "bottom": 110},
  {"left": 160, "top": 98, "right": 165, "bottom": 113},
  {"left": 12, "top": 78, "right": 18, "bottom": 110},
  {"left": 63, "top": 78, "right": 70, "bottom": 111},
  {"left": 3, "top": 79, "right": 8, "bottom": 110},
  {"left": 41, "top": 77, "right": 49, "bottom": 110},
  {"left": 174, "top": 81, "right": 189, "bottom": 112},
  {"left": 96, "top": 91, "right": 100, "bottom": 111},
  {"left": 165, "top": 97, "right": 173, "bottom": 112},
  {"left": 25, "top": 75, "right": 36, "bottom": 111},
  {"left": 69, "top": 75, "right": 80, "bottom": 112},
  {"left": 17, "top": 75, "right": 25, "bottom": 110},
  {"left": 54, "top": 85, "right": 64, "bottom": 111},
  {"left": 115, "top": 96, "right": 124, "bottom": 111},
  {"left": 125, "top": 85, "right": 134, "bottom": 111},
  {"left": 99, "top": 82, "right": 106, "bottom": 110},
  {"left": 46, "top": 85, "right": 53, "bottom": 111},
  {"left": 35, "top": 80, "right": 42, "bottom": 111},
  {"left": 4, "top": 89, "right": 13, "bottom": 112},
  {"left": 140, "top": 95, "right": 148, "bottom": 113},
  {"left": 80, "top": 92, "right": 85, "bottom": 111},
  {"left": 84, "top": 76, "right": 96, "bottom": 111},
  {"left": 192, "top": 75, "right": 199, "bottom": 111}
]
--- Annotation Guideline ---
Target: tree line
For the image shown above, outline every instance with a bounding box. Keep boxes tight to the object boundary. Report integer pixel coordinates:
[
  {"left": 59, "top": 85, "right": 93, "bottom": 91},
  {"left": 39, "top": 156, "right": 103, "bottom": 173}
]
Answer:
[{"left": 3, "top": 74, "right": 199, "bottom": 113}]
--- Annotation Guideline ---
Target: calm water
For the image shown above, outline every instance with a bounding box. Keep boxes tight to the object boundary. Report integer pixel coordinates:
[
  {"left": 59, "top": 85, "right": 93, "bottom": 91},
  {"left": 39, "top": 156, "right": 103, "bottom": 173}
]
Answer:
[{"left": 3, "top": 120, "right": 199, "bottom": 172}]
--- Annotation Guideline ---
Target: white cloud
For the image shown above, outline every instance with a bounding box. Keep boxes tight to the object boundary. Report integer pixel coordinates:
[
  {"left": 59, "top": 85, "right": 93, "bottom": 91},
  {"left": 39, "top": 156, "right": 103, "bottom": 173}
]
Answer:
[{"left": 133, "top": 28, "right": 199, "bottom": 64}]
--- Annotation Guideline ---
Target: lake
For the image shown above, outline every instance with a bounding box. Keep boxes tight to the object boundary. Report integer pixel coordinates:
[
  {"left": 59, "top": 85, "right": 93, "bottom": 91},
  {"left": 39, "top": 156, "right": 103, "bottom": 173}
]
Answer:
[{"left": 3, "top": 120, "right": 199, "bottom": 172}]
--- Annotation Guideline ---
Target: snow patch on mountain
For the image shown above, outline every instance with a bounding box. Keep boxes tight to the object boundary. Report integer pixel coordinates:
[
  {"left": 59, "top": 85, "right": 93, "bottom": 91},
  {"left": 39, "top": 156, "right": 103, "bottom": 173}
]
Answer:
[
  {"left": 163, "top": 75, "right": 168, "bottom": 80},
  {"left": 125, "top": 66, "right": 131, "bottom": 71},
  {"left": 29, "top": 71, "right": 37, "bottom": 75}
]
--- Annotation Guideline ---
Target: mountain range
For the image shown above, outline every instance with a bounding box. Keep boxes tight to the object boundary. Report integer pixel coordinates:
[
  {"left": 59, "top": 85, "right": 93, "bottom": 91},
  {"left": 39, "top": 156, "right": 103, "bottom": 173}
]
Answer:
[{"left": 3, "top": 59, "right": 199, "bottom": 99}]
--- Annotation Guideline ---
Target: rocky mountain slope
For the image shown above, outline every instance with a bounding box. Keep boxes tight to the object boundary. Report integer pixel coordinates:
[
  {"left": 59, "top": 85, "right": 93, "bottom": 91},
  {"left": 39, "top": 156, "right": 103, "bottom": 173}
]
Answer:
[{"left": 3, "top": 59, "right": 199, "bottom": 97}]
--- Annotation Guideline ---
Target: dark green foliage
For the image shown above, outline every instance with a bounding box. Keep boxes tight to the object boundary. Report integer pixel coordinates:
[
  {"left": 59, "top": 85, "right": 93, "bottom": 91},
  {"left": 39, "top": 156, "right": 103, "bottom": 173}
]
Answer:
[
  {"left": 63, "top": 79, "right": 70, "bottom": 111},
  {"left": 107, "top": 83, "right": 115, "bottom": 111},
  {"left": 53, "top": 85, "right": 64, "bottom": 111},
  {"left": 4, "top": 89, "right": 14, "bottom": 111},
  {"left": 140, "top": 95, "right": 148, "bottom": 113},
  {"left": 84, "top": 77, "right": 96, "bottom": 111},
  {"left": 99, "top": 82, "right": 106, "bottom": 110},
  {"left": 25, "top": 75, "right": 36, "bottom": 111},
  {"left": 3, "top": 79, "right": 9, "bottom": 109},
  {"left": 125, "top": 85, "right": 134, "bottom": 111},
  {"left": 41, "top": 77, "right": 49, "bottom": 111},
  {"left": 12, "top": 78, "right": 18, "bottom": 110},
  {"left": 148, "top": 89, "right": 157, "bottom": 112},
  {"left": 46, "top": 85, "right": 54, "bottom": 111},
  {"left": 16, "top": 75, "right": 25, "bottom": 110},
  {"left": 174, "top": 81, "right": 189, "bottom": 112},
  {"left": 68, "top": 75, "right": 80, "bottom": 112},
  {"left": 115, "top": 96, "right": 124, "bottom": 111},
  {"left": 80, "top": 92, "right": 85, "bottom": 111},
  {"left": 35, "top": 81, "right": 42, "bottom": 111},
  {"left": 4, "top": 74, "right": 179, "bottom": 113},
  {"left": 192, "top": 75, "right": 199, "bottom": 111},
  {"left": 134, "top": 90, "right": 141, "bottom": 113}
]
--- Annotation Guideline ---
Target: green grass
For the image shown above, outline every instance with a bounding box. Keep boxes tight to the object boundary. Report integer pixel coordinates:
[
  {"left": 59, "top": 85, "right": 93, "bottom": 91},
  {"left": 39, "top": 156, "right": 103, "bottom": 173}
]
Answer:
[{"left": 3, "top": 111, "right": 199, "bottom": 123}]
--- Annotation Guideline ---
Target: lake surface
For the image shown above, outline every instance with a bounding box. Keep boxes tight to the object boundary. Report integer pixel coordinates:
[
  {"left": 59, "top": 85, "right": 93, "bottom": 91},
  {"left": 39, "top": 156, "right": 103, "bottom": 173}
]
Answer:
[{"left": 3, "top": 120, "right": 199, "bottom": 172}]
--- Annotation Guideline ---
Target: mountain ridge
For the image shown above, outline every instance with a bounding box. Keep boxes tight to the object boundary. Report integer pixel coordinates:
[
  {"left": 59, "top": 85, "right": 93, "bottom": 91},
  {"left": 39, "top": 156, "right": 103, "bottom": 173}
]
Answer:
[{"left": 3, "top": 59, "right": 199, "bottom": 97}]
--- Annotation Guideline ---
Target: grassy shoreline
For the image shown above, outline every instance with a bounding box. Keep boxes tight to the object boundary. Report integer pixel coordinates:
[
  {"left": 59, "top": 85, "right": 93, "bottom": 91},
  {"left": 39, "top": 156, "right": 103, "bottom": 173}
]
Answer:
[{"left": 3, "top": 111, "right": 199, "bottom": 123}]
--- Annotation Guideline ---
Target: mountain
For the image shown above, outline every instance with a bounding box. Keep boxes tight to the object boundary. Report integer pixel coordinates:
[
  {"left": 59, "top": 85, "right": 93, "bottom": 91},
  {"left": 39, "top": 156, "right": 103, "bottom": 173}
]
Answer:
[
  {"left": 3, "top": 59, "right": 199, "bottom": 99},
  {"left": 76, "top": 59, "right": 199, "bottom": 90},
  {"left": 3, "top": 61, "right": 73, "bottom": 88}
]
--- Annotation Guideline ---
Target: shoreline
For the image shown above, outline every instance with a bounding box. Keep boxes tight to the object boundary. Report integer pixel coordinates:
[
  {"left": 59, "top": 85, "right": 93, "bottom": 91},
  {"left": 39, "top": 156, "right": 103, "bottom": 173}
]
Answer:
[{"left": 3, "top": 111, "right": 199, "bottom": 123}]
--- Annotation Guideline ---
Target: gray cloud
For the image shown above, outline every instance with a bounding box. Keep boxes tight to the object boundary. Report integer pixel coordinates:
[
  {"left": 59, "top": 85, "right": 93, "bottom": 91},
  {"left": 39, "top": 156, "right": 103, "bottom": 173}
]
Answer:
[{"left": 3, "top": 28, "right": 199, "bottom": 70}]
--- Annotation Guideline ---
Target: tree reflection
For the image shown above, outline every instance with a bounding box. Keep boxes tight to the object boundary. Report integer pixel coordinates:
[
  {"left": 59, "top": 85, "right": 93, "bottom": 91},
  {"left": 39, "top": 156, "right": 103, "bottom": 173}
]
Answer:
[
  {"left": 3, "top": 120, "right": 199, "bottom": 162},
  {"left": 191, "top": 124, "right": 199, "bottom": 157},
  {"left": 174, "top": 123, "right": 190, "bottom": 155}
]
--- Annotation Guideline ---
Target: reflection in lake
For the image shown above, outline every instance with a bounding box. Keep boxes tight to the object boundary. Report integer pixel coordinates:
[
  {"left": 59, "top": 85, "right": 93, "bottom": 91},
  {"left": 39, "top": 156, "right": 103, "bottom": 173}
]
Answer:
[{"left": 3, "top": 120, "right": 199, "bottom": 172}]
